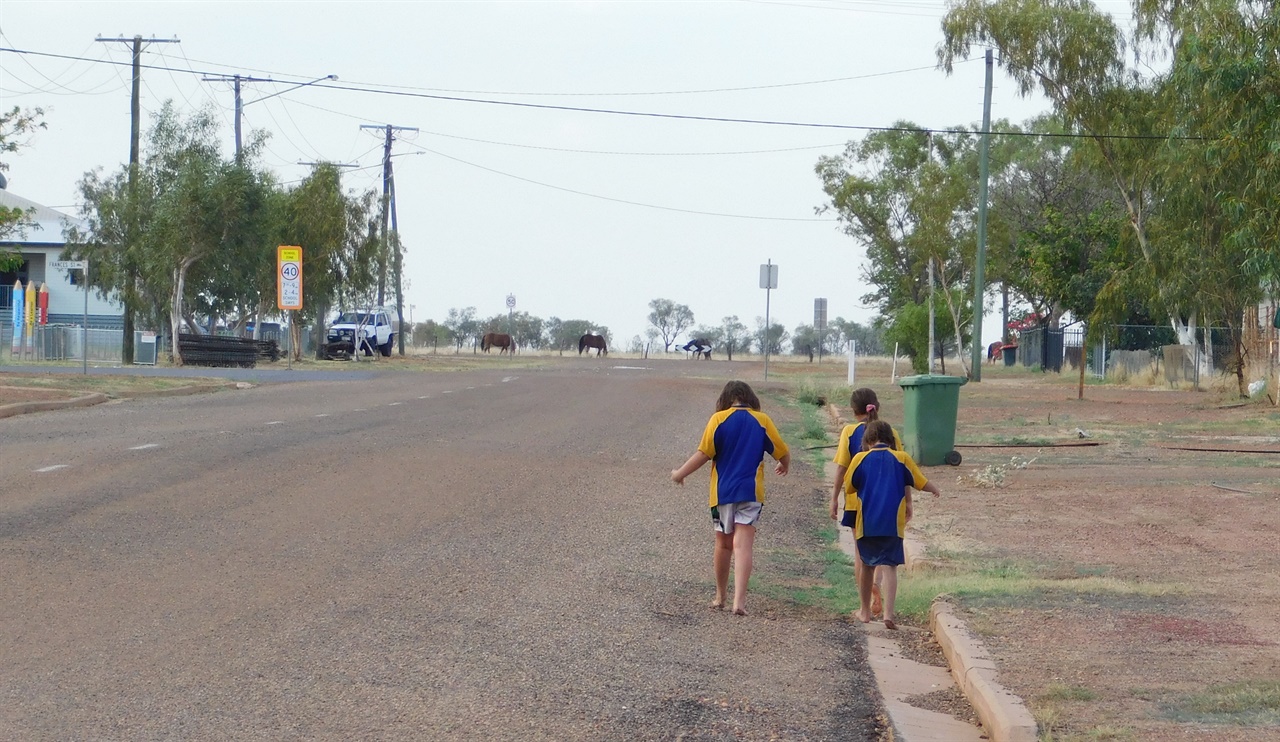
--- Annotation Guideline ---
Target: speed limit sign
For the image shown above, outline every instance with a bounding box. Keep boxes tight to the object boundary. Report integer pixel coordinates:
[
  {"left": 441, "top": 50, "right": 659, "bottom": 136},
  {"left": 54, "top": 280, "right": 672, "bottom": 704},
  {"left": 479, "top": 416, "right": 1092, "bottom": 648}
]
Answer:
[{"left": 278, "top": 246, "right": 303, "bottom": 310}]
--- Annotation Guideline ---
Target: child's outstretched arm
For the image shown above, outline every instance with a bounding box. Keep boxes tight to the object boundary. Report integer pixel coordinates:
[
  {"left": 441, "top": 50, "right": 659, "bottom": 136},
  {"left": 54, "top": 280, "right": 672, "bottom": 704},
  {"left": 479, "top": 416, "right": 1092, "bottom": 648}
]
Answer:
[
  {"left": 774, "top": 452, "right": 790, "bottom": 477},
  {"left": 671, "top": 451, "right": 711, "bottom": 485},
  {"left": 829, "top": 464, "right": 847, "bottom": 520},
  {"left": 921, "top": 480, "right": 942, "bottom": 498}
]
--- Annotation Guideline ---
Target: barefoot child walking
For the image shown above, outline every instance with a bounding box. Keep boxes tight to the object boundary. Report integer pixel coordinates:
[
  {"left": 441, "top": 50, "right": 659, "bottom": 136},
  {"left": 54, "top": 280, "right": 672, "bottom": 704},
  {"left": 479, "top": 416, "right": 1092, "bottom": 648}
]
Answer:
[
  {"left": 829, "top": 388, "right": 902, "bottom": 617},
  {"left": 672, "top": 380, "right": 791, "bottom": 616},
  {"left": 843, "top": 420, "right": 940, "bottom": 629}
]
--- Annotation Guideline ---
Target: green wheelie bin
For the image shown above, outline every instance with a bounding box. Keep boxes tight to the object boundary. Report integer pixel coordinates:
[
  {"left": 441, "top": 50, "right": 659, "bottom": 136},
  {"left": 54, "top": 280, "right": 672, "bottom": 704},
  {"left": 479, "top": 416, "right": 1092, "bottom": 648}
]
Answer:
[{"left": 898, "top": 374, "right": 968, "bottom": 466}]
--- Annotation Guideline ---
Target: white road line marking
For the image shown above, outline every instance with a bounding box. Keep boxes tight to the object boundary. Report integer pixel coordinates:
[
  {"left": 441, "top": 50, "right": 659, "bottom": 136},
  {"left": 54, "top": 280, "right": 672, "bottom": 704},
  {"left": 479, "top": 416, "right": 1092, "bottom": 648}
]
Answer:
[
  {"left": 315, "top": 413, "right": 330, "bottom": 418},
  {"left": 354, "top": 408, "right": 367, "bottom": 412},
  {"left": 128, "top": 443, "right": 159, "bottom": 450},
  {"left": 418, "top": 395, "right": 430, "bottom": 399},
  {"left": 388, "top": 402, "right": 402, "bottom": 406},
  {"left": 502, "top": 376, "right": 516, "bottom": 382},
  {"left": 266, "top": 421, "right": 284, "bottom": 425},
  {"left": 441, "top": 391, "right": 453, "bottom": 395},
  {"left": 35, "top": 465, "right": 69, "bottom": 473},
  {"left": 466, "top": 386, "right": 476, "bottom": 390}
]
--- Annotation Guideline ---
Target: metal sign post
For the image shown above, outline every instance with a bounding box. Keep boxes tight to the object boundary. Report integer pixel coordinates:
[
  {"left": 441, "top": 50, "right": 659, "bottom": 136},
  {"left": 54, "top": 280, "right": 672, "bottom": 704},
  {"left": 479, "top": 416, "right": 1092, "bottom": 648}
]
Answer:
[
  {"left": 759, "top": 260, "right": 778, "bottom": 380},
  {"left": 506, "top": 293, "right": 516, "bottom": 338},
  {"left": 277, "top": 246, "right": 303, "bottom": 370},
  {"left": 51, "top": 260, "right": 90, "bottom": 374},
  {"left": 814, "top": 297, "right": 827, "bottom": 364}
]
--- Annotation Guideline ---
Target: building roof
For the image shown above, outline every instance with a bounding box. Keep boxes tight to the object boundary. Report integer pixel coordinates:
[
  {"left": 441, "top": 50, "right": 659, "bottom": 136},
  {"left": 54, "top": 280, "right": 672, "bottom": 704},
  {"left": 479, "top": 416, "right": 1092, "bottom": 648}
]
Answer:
[{"left": 0, "top": 188, "right": 81, "bottom": 246}]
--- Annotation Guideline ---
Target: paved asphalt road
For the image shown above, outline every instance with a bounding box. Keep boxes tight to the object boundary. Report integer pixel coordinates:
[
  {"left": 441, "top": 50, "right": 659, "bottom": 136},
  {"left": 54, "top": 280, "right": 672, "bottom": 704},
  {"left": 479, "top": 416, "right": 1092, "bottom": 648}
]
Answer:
[{"left": 1, "top": 359, "right": 887, "bottom": 740}]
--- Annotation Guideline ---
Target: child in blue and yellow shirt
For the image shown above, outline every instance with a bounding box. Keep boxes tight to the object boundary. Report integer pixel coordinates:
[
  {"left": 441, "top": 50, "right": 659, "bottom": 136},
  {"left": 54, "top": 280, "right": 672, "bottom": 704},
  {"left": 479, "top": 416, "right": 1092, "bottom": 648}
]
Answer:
[
  {"left": 829, "top": 388, "right": 902, "bottom": 617},
  {"left": 672, "top": 380, "right": 790, "bottom": 616},
  {"left": 843, "top": 420, "right": 940, "bottom": 629}
]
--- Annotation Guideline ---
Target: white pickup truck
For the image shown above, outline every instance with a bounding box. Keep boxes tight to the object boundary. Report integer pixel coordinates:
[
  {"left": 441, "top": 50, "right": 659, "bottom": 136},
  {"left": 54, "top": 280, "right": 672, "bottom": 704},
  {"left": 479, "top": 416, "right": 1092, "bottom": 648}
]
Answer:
[{"left": 326, "top": 308, "right": 395, "bottom": 358}]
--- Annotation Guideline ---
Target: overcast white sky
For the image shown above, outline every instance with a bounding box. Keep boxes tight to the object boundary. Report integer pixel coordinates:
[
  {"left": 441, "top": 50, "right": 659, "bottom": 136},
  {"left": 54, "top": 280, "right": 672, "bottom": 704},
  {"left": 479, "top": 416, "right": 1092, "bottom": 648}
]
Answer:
[{"left": 0, "top": 0, "right": 1134, "bottom": 347}]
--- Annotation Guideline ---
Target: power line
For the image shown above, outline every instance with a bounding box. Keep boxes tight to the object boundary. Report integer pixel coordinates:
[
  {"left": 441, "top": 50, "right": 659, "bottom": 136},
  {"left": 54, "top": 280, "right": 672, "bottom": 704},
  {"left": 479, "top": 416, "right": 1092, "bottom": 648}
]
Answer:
[
  {"left": 401, "top": 139, "right": 837, "bottom": 222},
  {"left": 0, "top": 44, "right": 1205, "bottom": 141}
]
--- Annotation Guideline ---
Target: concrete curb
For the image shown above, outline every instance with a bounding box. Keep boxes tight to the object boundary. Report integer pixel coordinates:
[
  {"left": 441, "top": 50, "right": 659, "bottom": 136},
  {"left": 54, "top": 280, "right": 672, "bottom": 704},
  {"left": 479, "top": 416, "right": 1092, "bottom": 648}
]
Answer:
[
  {"left": 0, "top": 392, "right": 109, "bottom": 419},
  {"left": 114, "top": 383, "right": 231, "bottom": 399},
  {"left": 930, "top": 601, "right": 1038, "bottom": 742}
]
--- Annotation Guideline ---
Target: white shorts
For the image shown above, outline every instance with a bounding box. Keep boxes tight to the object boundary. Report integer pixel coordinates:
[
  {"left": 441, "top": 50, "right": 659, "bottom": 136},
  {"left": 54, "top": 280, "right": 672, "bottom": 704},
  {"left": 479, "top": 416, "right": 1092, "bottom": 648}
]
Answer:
[{"left": 712, "top": 501, "right": 762, "bottom": 534}]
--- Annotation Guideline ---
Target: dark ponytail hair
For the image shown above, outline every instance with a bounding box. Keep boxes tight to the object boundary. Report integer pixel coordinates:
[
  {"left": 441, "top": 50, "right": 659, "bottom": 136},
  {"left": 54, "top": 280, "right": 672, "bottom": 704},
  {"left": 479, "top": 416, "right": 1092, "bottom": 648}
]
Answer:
[
  {"left": 863, "top": 420, "right": 895, "bottom": 450},
  {"left": 850, "top": 387, "right": 880, "bottom": 421},
  {"left": 716, "top": 380, "right": 761, "bottom": 412}
]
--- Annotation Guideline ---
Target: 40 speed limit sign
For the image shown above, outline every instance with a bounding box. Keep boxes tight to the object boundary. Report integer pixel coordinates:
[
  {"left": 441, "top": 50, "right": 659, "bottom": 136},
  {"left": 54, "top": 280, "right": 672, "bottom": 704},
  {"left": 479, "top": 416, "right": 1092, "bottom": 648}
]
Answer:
[{"left": 277, "top": 246, "right": 303, "bottom": 310}]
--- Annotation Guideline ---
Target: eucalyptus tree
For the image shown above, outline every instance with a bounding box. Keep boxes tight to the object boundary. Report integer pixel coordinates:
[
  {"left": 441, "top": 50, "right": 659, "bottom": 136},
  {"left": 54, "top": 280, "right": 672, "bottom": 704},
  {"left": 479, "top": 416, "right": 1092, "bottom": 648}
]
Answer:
[
  {"left": 444, "top": 306, "right": 478, "bottom": 352},
  {"left": 816, "top": 123, "right": 979, "bottom": 374},
  {"left": 647, "top": 298, "right": 694, "bottom": 352},
  {"left": 987, "top": 116, "right": 1129, "bottom": 329},
  {"left": 720, "top": 315, "right": 748, "bottom": 360},
  {"left": 279, "top": 163, "right": 379, "bottom": 359},
  {"left": 753, "top": 317, "right": 789, "bottom": 356},
  {"left": 939, "top": 0, "right": 1216, "bottom": 355},
  {"left": 0, "top": 106, "right": 44, "bottom": 270}
]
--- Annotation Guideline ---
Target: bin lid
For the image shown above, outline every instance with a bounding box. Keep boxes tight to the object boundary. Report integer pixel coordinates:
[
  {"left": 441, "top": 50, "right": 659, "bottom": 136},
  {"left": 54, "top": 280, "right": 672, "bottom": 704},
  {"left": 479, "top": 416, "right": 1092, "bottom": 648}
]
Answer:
[{"left": 898, "top": 374, "right": 969, "bottom": 387}]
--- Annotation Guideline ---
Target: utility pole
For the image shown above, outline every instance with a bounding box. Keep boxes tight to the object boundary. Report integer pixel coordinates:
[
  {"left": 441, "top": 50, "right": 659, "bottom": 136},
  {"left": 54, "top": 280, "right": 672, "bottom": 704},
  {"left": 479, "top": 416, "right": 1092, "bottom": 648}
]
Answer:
[
  {"left": 970, "top": 48, "right": 995, "bottom": 381},
  {"left": 96, "top": 34, "right": 179, "bottom": 365},
  {"left": 203, "top": 74, "right": 337, "bottom": 159},
  {"left": 359, "top": 123, "right": 417, "bottom": 356}
]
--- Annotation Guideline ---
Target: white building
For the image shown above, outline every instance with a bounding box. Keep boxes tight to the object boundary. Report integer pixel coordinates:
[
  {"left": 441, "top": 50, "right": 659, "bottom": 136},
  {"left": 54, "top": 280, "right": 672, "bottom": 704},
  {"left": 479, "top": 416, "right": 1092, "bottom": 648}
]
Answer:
[{"left": 0, "top": 182, "right": 124, "bottom": 328}]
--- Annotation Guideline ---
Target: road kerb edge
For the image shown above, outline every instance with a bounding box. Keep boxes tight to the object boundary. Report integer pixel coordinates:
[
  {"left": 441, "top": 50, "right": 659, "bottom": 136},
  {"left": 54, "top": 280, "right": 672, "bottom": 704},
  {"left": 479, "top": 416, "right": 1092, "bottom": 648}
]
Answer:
[
  {"left": 0, "top": 392, "right": 110, "bottom": 420},
  {"left": 930, "top": 600, "right": 1038, "bottom": 742}
]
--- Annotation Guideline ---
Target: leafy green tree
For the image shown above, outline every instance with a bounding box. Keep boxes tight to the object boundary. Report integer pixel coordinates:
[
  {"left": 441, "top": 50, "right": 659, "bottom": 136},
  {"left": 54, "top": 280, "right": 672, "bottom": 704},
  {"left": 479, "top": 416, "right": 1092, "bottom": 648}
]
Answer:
[
  {"left": 0, "top": 106, "right": 44, "bottom": 271},
  {"left": 444, "top": 306, "right": 478, "bottom": 352},
  {"left": 817, "top": 123, "right": 981, "bottom": 375},
  {"left": 829, "top": 317, "right": 885, "bottom": 356},
  {"left": 280, "top": 164, "right": 379, "bottom": 359},
  {"left": 881, "top": 302, "right": 930, "bottom": 374},
  {"left": 753, "top": 317, "right": 789, "bottom": 356},
  {"left": 720, "top": 315, "right": 748, "bottom": 360},
  {"left": 647, "top": 298, "right": 694, "bottom": 351},
  {"left": 940, "top": 0, "right": 1201, "bottom": 344}
]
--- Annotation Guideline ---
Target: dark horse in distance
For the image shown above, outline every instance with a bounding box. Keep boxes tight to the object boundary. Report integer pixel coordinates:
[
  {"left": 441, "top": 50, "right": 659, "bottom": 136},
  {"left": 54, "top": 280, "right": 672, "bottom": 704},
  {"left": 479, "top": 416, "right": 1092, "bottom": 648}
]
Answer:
[
  {"left": 578, "top": 334, "right": 607, "bottom": 356},
  {"left": 482, "top": 332, "right": 516, "bottom": 355}
]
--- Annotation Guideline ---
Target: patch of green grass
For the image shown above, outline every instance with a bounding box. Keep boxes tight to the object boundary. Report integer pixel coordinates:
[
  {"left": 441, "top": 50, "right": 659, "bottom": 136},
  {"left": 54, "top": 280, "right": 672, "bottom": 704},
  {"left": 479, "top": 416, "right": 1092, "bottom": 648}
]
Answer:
[
  {"left": 1040, "top": 683, "right": 1099, "bottom": 703},
  {"left": 1161, "top": 680, "right": 1280, "bottom": 725},
  {"left": 1037, "top": 705, "right": 1134, "bottom": 741},
  {"left": 755, "top": 542, "right": 860, "bottom": 614}
]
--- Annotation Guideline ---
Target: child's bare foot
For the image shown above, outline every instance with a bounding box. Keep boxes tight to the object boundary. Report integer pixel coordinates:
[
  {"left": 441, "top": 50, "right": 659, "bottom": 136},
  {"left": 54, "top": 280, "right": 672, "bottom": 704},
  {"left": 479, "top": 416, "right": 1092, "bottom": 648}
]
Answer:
[
  {"left": 884, "top": 617, "right": 898, "bottom": 630},
  {"left": 870, "top": 584, "right": 883, "bottom": 617},
  {"left": 710, "top": 599, "right": 725, "bottom": 611},
  {"left": 732, "top": 607, "right": 747, "bottom": 616},
  {"left": 852, "top": 609, "right": 872, "bottom": 624}
]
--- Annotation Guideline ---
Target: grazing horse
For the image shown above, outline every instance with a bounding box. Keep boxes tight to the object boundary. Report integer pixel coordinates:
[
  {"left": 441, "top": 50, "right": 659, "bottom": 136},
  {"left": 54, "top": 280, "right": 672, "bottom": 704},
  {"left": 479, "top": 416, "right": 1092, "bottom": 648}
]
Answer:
[
  {"left": 986, "top": 340, "right": 1003, "bottom": 364},
  {"left": 578, "top": 333, "right": 607, "bottom": 356},
  {"left": 482, "top": 332, "right": 515, "bottom": 355}
]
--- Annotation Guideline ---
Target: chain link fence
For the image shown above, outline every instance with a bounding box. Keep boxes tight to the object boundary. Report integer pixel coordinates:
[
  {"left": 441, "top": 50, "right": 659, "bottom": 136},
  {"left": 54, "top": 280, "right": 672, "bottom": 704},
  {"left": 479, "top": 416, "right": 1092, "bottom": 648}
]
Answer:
[
  {"left": 2, "top": 322, "right": 126, "bottom": 364},
  {"left": 1014, "top": 322, "right": 1272, "bottom": 390}
]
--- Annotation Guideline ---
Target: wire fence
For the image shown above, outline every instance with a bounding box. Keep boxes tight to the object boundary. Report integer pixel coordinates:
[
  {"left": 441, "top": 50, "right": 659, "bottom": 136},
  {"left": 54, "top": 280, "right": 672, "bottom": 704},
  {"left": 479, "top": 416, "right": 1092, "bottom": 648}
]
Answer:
[
  {"left": 1014, "top": 322, "right": 1278, "bottom": 390},
  {"left": 2, "top": 323, "right": 128, "bottom": 364}
]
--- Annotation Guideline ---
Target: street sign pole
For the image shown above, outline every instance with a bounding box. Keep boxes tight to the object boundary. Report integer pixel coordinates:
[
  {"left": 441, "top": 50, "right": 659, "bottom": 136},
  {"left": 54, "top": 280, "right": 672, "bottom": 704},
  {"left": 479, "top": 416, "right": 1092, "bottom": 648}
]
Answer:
[
  {"left": 759, "top": 260, "right": 778, "bottom": 381},
  {"left": 277, "top": 246, "right": 303, "bottom": 371}
]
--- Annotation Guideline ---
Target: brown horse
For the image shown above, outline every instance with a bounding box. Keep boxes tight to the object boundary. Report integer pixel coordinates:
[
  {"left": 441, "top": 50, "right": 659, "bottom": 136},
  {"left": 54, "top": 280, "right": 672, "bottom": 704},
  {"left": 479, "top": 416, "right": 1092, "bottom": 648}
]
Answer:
[
  {"left": 482, "top": 332, "right": 515, "bottom": 355},
  {"left": 986, "top": 340, "right": 1003, "bottom": 364},
  {"left": 578, "top": 333, "right": 607, "bottom": 356}
]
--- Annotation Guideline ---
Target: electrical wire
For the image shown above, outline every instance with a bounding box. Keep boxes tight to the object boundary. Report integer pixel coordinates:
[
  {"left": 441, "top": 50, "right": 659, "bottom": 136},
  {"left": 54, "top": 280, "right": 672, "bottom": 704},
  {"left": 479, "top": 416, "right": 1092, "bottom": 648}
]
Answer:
[
  {"left": 400, "top": 139, "right": 838, "bottom": 222},
  {"left": 0, "top": 32, "right": 122, "bottom": 96},
  {"left": 0, "top": 44, "right": 1204, "bottom": 141}
]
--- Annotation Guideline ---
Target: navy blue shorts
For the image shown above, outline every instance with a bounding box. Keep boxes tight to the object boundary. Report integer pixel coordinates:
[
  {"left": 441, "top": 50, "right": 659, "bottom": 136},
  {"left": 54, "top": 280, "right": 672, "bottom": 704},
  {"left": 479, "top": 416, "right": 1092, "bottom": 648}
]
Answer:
[
  {"left": 856, "top": 536, "right": 905, "bottom": 567},
  {"left": 840, "top": 510, "right": 858, "bottom": 529}
]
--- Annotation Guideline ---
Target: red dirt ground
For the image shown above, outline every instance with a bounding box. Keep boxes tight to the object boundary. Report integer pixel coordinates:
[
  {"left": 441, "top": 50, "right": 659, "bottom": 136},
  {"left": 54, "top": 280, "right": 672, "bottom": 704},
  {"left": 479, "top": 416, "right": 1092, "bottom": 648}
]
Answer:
[{"left": 907, "top": 369, "right": 1280, "bottom": 739}]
